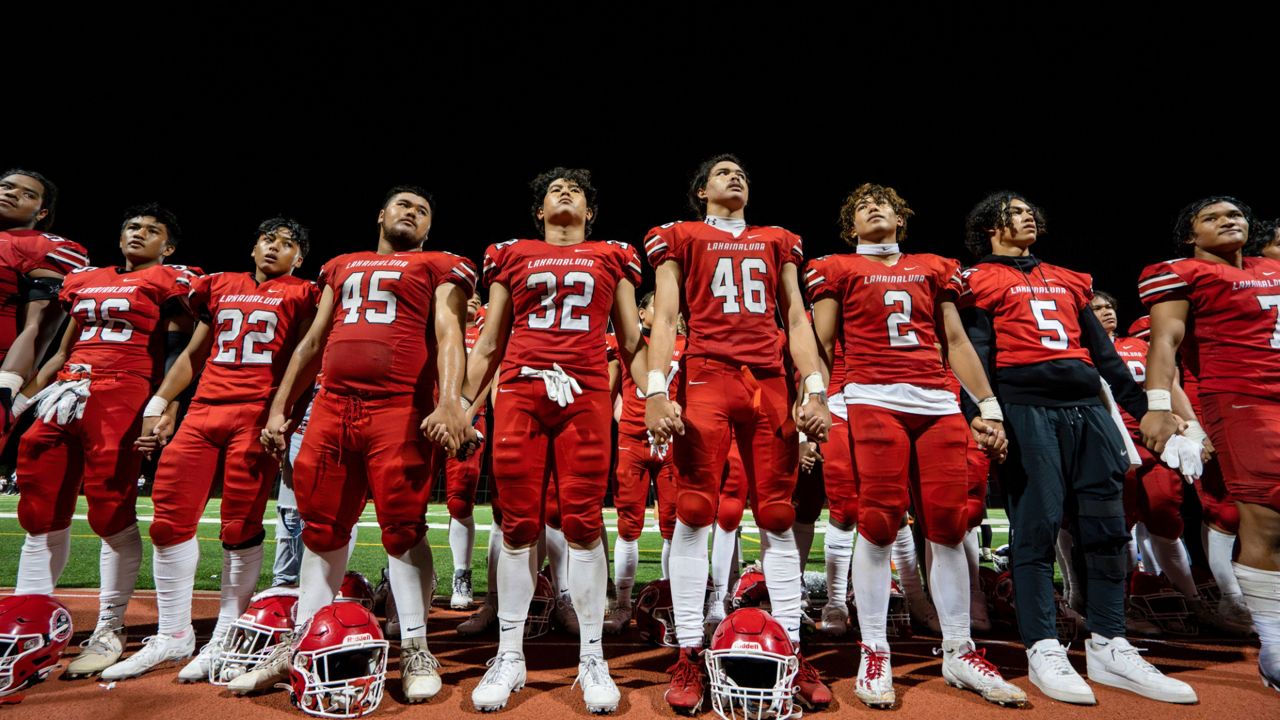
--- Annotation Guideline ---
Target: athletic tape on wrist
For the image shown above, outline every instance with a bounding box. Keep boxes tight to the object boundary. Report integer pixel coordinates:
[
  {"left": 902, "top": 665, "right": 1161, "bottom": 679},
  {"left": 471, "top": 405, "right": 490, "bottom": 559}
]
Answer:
[
  {"left": 143, "top": 396, "right": 169, "bottom": 418},
  {"left": 977, "top": 396, "right": 1004, "bottom": 422},
  {"left": 803, "top": 372, "right": 825, "bottom": 396},
  {"left": 646, "top": 369, "right": 668, "bottom": 397},
  {"left": 1146, "top": 389, "right": 1172, "bottom": 412}
]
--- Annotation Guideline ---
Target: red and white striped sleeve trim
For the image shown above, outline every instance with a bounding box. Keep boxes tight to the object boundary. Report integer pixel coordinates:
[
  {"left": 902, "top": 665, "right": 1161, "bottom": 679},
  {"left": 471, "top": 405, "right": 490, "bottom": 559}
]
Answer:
[{"left": 1137, "top": 272, "right": 1188, "bottom": 299}]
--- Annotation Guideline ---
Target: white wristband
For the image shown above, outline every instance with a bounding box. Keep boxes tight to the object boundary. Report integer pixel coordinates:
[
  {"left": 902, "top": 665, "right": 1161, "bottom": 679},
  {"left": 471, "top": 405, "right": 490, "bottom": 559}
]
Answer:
[
  {"left": 977, "top": 396, "right": 1004, "bottom": 422},
  {"left": 646, "top": 369, "right": 668, "bottom": 397},
  {"left": 1146, "top": 389, "right": 1172, "bottom": 412},
  {"left": 803, "top": 372, "right": 825, "bottom": 396},
  {"left": 143, "top": 396, "right": 170, "bottom": 418},
  {"left": 1184, "top": 419, "right": 1208, "bottom": 445},
  {"left": 0, "top": 371, "right": 24, "bottom": 395},
  {"left": 798, "top": 431, "right": 808, "bottom": 445},
  {"left": 11, "top": 393, "right": 31, "bottom": 416}
]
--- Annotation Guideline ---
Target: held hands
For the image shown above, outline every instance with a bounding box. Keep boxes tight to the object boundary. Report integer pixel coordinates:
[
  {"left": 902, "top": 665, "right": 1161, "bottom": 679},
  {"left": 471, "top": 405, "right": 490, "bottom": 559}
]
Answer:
[
  {"left": 260, "top": 414, "right": 293, "bottom": 458},
  {"left": 422, "top": 400, "right": 470, "bottom": 454},
  {"left": 1139, "top": 411, "right": 1187, "bottom": 455},
  {"left": 645, "top": 394, "right": 684, "bottom": 445},
  {"left": 970, "top": 417, "right": 1009, "bottom": 463},
  {"left": 795, "top": 394, "right": 830, "bottom": 442},
  {"left": 799, "top": 442, "right": 823, "bottom": 473},
  {"left": 133, "top": 415, "right": 176, "bottom": 460}
]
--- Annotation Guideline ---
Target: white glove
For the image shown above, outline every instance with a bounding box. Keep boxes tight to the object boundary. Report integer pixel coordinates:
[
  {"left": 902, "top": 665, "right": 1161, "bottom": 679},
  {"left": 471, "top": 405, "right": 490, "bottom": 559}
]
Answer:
[
  {"left": 1161, "top": 434, "right": 1204, "bottom": 484},
  {"left": 647, "top": 430, "right": 669, "bottom": 460},
  {"left": 31, "top": 366, "right": 93, "bottom": 426},
  {"left": 519, "top": 363, "right": 583, "bottom": 407}
]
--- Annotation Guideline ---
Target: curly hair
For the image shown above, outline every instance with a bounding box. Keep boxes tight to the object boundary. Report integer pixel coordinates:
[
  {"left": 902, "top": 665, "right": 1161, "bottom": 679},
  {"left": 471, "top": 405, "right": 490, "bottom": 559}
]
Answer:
[
  {"left": 121, "top": 202, "right": 182, "bottom": 248},
  {"left": 963, "top": 191, "right": 1046, "bottom": 258},
  {"left": 1171, "top": 195, "right": 1253, "bottom": 257},
  {"left": 1, "top": 168, "right": 58, "bottom": 230},
  {"left": 1245, "top": 217, "right": 1279, "bottom": 257},
  {"left": 838, "top": 183, "right": 914, "bottom": 245},
  {"left": 531, "top": 167, "right": 598, "bottom": 236},
  {"left": 256, "top": 216, "right": 310, "bottom": 259},
  {"left": 688, "top": 153, "right": 747, "bottom": 218}
]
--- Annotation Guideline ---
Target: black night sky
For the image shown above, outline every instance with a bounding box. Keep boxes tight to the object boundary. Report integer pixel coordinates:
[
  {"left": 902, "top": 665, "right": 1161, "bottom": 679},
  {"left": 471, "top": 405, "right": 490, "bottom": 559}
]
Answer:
[{"left": 12, "top": 3, "right": 1278, "bottom": 330}]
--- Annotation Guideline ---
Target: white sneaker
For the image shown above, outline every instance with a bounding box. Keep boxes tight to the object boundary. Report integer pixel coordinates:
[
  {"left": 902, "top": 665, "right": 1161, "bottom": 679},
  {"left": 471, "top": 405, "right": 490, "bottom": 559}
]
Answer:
[
  {"left": 458, "top": 601, "right": 498, "bottom": 636},
  {"left": 554, "top": 594, "right": 580, "bottom": 635},
  {"left": 575, "top": 656, "right": 620, "bottom": 714},
  {"left": 970, "top": 591, "right": 992, "bottom": 633},
  {"left": 854, "top": 641, "right": 895, "bottom": 709},
  {"left": 1086, "top": 635, "right": 1197, "bottom": 703},
  {"left": 401, "top": 637, "right": 442, "bottom": 703},
  {"left": 228, "top": 631, "right": 295, "bottom": 695},
  {"left": 940, "top": 639, "right": 1027, "bottom": 707},
  {"left": 101, "top": 629, "right": 196, "bottom": 680},
  {"left": 602, "top": 604, "right": 632, "bottom": 634},
  {"left": 819, "top": 603, "right": 849, "bottom": 637},
  {"left": 1261, "top": 644, "right": 1280, "bottom": 692},
  {"left": 66, "top": 624, "right": 125, "bottom": 677},
  {"left": 1027, "top": 638, "right": 1095, "bottom": 705},
  {"left": 451, "top": 570, "right": 474, "bottom": 610},
  {"left": 177, "top": 633, "right": 225, "bottom": 683},
  {"left": 472, "top": 651, "right": 527, "bottom": 712}
]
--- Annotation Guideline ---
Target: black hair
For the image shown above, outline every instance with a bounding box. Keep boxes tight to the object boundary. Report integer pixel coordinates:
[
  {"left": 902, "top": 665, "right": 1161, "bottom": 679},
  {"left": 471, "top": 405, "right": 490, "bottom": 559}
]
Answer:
[
  {"left": 1091, "top": 290, "right": 1119, "bottom": 313},
  {"left": 1171, "top": 195, "right": 1253, "bottom": 257},
  {"left": 382, "top": 185, "right": 436, "bottom": 217},
  {"left": 639, "top": 290, "right": 656, "bottom": 309},
  {"left": 963, "top": 191, "right": 1046, "bottom": 258},
  {"left": 1244, "top": 217, "right": 1278, "bottom": 258},
  {"left": 121, "top": 202, "right": 182, "bottom": 247},
  {"left": 530, "top": 167, "right": 598, "bottom": 236},
  {"left": 256, "top": 216, "right": 310, "bottom": 258},
  {"left": 1, "top": 168, "right": 58, "bottom": 230},
  {"left": 688, "top": 153, "right": 747, "bottom": 218}
]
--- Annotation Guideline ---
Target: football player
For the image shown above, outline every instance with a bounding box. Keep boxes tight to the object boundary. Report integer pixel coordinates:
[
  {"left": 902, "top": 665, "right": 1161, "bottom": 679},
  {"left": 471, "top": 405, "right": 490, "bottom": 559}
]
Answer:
[
  {"left": 13, "top": 204, "right": 196, "bottom": 677},
  {"left": 99, "top": 218, "right": 318, "bottom": 681},
  {"left": 460, "top": 168, "right": 651, "bottom": 713},
  {"left": 1139, "top": 196, "right": 1280, "bottom": 691},
  {"left": 961, "top": 191, "right": 1195, "bottom": 705},
  {"left": 445, "top": 291, "right": 490, "bottom": 610},
  {"left": 809, "top": 183, "right": 1022, "bottom": 707},
  {"left": 0, "top": 169, "right": 89, "bottom": 430},
  {"left": 644, "top": 154, "right": 832, "bottom": 713},
  {"left": 245, "top": 186, "right": 475, "bottom": 703}
]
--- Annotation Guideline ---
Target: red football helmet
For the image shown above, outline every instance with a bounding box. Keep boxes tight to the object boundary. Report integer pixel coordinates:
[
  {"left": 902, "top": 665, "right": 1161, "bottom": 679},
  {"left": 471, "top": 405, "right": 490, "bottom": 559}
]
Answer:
[
  {"left": 635, "top": 579, "right": 677, "bottom": 647},
  {"left": 526, "top": 571, "right": 556, "bottom": 639},
  {"left": 705, "top": 608, "right": 799, "bottom": 720},
  {"left": 980, "top": 568, "right": 1017, "bottom": 627},
  {"left": 211, "top": 587, "right": 299, "bottom": 685},
  {"left": 336, "top": 571, "right": 375, "bottom": 610},
  {"left": 288, "top": 602, "right": 389, "bottom": 719},
  {"left": 731, "top": 565, "right": 770, "bottom": 612},
  {"left": 1127, "top": 571, "right": 1196, "bottom": 635},
  {"left": 0, "top": 594, "right": 73, "bottom": 699}
]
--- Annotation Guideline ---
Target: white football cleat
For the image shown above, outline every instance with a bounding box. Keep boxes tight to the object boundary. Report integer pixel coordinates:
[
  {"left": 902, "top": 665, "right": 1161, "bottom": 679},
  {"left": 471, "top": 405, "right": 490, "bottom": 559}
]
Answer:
[
  {"left": 574, "top": 656, "right": 620, "bottom": 714},
  {"left": 401, "top": 637, "right": 442, "bottom": 702},
  {"left": 1086, "top": 636, "right": 1197, "bottom": 704},
  {"left": 66, "top": 624, "right": 125, "bottom": 677},
  {"left": 854, "top": 641, "right": 895, "bottom": 709},
  {"left": 940, "top": 639, "right": 1027, "bottom": 707},
  {"left": 178, "top": 637, "right": 223, "bottom": 683},
  {"left": 451, "top": 570, "right": 474, "bottom": 610},
  {"left": 101, "top": 629, "right": 196, "bottom": 680},
  {"left": 472, "top": 651, "right": 526, "bottom": 712},
  {"left": 227, "top": 631, "right": 295, "bottom": 695},
  {"left": 1027, "top": 638, "right": 1095, "bottom": 705}
]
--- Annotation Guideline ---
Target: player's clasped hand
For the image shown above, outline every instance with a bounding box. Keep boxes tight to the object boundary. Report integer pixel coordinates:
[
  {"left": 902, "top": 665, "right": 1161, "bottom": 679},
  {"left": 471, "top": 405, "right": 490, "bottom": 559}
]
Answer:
[
  {"left": 970, "top": 417, "right": 1009, "bottom": 463},
  {"left": 421, "top": 400, "right": 469, "bottom": 454},
  {"left": 260, "top": 415, "right": 292, "bottom": 458},
  {"left": 795, "top": 395, "right": 830, "bottom": 442},
  {"left": 133, "top": 414, "right": 175, "bottom": 460},
  {"left": 645, "top": 394, "right": 684, "bottom": 445},
  {"left": 1139, "top": 411, "right": 1187, "bottom": 455}
]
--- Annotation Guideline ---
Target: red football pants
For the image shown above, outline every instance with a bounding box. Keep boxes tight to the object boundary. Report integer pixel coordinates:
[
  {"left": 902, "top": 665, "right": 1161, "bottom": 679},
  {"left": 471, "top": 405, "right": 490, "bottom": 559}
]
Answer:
[
  {"left": 1196, "top": 460, "right": 1239, "bottom": 533},
  {"left": 443, "top": 415, "right": 489, "bottom": 521},
  {"left": 149, "top": 401, "right": 280, "bottom": 547},
  {"left": 1201, "top": 391, "right": 1280, "bottom": 511},
  {"left": 716, "top": 441, "right": 749, "bottom": 531},
  {"left": 292, "top": 388, "right": 441, "bottom": 556},
  {"left": 614, "top": 433, "right": 677, "bottom": 541},
  {"left": 17, "top": 371, "right": 148, "bottom": 537},
  {"left": 490, "top": 380, "right": 611, "bottom": 547},
  {"left": 824, "top": 414, "right": 858, "bottom": 528},
  {"left": 674, "top": 358, "right": 799, "bottom": 534},
  {"left": 849, "top": 406, "right": 968, "bottom": 546},
  {"left": 966, "top": 430, "right": 991, "bottom": 530}
]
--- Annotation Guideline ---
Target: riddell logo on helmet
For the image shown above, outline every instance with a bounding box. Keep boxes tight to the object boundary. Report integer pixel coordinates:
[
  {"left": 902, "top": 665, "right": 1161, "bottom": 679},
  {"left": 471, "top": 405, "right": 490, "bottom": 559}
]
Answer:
[
  {"left": 731, "top": 640, "right": 763, "bottom": 651},
  {"left": 51, "top": 608, "right": 73, "bottom": 643},
  {"left": 342, "top": 633, "right": 374, "bottom": 644}
]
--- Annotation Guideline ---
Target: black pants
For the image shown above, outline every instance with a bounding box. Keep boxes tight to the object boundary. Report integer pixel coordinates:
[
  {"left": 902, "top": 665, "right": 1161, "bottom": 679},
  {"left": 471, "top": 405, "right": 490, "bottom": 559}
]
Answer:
[{"left": 1000, "top": 403, "right": 1130, "bottom": 645}]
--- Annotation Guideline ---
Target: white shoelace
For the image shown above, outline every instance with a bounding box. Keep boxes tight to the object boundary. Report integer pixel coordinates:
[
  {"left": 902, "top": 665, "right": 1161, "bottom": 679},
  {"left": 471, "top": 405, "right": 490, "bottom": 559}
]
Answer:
[
  {"left": 404, "top": 648, "right": 440, "bottom": 675},
  {"left": 1039, "top": 644, "right": 1077, "bottom": 676},
  {"left": 575, "top": 656, "right": 612, "bottom": 689},
  {"left": 481, "top": 654, "right": 523, "bottom": 688}
]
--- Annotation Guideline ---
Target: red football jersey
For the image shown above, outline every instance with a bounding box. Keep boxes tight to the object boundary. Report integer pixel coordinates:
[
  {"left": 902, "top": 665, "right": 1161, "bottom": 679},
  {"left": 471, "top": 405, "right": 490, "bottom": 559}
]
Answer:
[
  {"left": 807, "top": 252, "right": 962, "bottom": 389},
  {"left": 959, "top": 261, "right": 1094, "bottom": 368},
  {"left": 644, "top": 221, "right": 803, "bottom": 373},
  {"left": 318, "top": 250, "right": 477, "bottom": 397},
  {"left": 1111, "top": 335, "right": 1149, "bottom": 432},
  {"left": 189, "top": 272, "right": 320, "bottom": 404},
  {"left": 1139, "top": 256, "right": 1280, "bottom": 399},
  {"left": 0, "top": 230, "right": 90, "bottom": 360},
  {"left": 619, "top": 334, "right": 686, "bottom": 438},
  {"left": 61, "top": 264, "right": 198, "bottom": 382},
  {"left": 482, "top": 239, "right": 642, "bottom": 393}
]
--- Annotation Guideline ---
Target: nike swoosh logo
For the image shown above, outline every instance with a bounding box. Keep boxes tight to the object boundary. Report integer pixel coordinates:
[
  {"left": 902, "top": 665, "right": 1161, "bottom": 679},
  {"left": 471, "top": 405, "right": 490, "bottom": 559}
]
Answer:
[
  {"left": 266, "top": 289, "right": 284, "bottom": 293},
  {"left": 747, "top": 235, "right": 761, "bottom": 239},
  {"left": 1265, "top": 272, "right": 1277, "bottom": 277},
  {"left": 501, "top": 625, "right": 516, "bottom": 632},
  {"left": 405, "top": 625, "right": 424, "bottom": 633},
  {"left": 903, "top": 266, "right": 917, "bottom": 271},
  {"left": 688, "top": 380, "right": 708, "bottom": 385},
  {"left": 574, "top": 248, "right": 593, "bottom": 253},
  {"left": 589, "top": 637, "right": 601, "bottom": 644},
  {"left": 498, "top": 388, "right": 513, "bottom": 393},
  {"left": 1231, "top": 404, "right": 1255, "bottom": 409}
]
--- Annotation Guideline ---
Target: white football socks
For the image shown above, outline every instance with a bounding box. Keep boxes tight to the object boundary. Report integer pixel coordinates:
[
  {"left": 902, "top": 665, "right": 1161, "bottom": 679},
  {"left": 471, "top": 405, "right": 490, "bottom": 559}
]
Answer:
[
  {"left": 853, "top": 535, "right": 892, "bottom": 644},
  {"left": 670, "top": 521, "right": 711, "bottom": 647},
  {"left": 928, "top": 540, "right": 971, "bottom": 640},
  {"left": 1207, "top": 526, "right": 1244, "bottom": 599},
  {"left": 613, "top": 536, "right": 639, "bottom": 609},
  {"left": 824, "top": 523, "right": 854, "bottom": 610},
  {"left": 1234, "top": 563, "right": 1280, "bottom": 648},
  {"left": 298, "top": 546, "right": 348, "bottom": 627},
  {"left": 545, "top": 525, "right": 570, "bottom": 598},
  {"left": 710, "top": 523, "right": 738, "bottom": 615},
  {"left": 793, "top": 521, "right": 815, "bottom": 572},
  {"left": 389, "top": 536, "right": 434, "bottom": 641},
  {"left": 497, "top": 543, "right": 538, "bottom": 657},
  {"left": 891, "top": 524, "right": 926, "bottom": 607},
  {"left": 449, "top": 515, "right": 476, "bottom": 573},
  {"left": 98, "top": 524, "right": 142, "bottom": 629},
  {"left": 15, "top": 527, "right": 72, "bottom": 595},
  {"left": 569, "top": 542, "right": 608, "bottom": 659},
  {"left": 484, "top": 522, "right": 502, "bottom": 604},
  {"left": 760, "top": 529, "right": 803, "bottom": 644},
  {"left": 1148, "top": 534, "right": 1196, "bottom": 599},
  {"left": 154, "top": 537, "right": 200, "bottom": 635}
]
